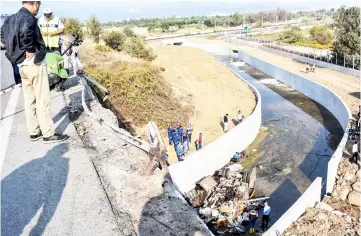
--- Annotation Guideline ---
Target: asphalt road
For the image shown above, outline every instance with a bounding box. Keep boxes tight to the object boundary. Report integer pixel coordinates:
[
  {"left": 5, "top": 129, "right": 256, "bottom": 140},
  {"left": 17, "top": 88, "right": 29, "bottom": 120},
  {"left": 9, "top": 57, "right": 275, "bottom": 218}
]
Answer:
[
  {"left": 1, "top": 51, "right": 120, "bottom": 235},
  {"left": 1, "top": 50, "right": 15, "bottom": 90}
]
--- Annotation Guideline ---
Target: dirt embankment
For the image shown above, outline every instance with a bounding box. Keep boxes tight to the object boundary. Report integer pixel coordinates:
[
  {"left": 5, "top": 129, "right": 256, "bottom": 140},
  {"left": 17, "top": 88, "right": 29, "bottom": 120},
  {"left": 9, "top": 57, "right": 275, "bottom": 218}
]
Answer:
[
  {"left": 151, "top": 45, "right": 256, "bottom": 163},
  {"left": 81, "top": 42, "right": 256, "bottom": 164}
]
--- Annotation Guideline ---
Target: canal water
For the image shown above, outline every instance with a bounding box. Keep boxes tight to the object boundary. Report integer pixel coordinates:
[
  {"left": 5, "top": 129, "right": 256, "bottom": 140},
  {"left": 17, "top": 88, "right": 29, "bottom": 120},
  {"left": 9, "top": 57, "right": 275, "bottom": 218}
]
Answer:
[{"left": 215, "top": 54, "right": 344, "bottom": 224}]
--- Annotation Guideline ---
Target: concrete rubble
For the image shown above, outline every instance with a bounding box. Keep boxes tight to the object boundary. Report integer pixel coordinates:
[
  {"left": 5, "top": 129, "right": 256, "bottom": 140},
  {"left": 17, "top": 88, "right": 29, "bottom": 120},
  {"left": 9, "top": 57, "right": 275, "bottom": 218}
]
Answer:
[
  {"left": 284, "top": 151, "right": 361, "bottom": 235},
  {"left": 61, "top": 76, "right": 211, "bottom": 236},
  {"left": 327, "top": 157, "right": 361, "bottom": 217},
  {"left": 283, "top": 207, "right": 361, "bottom": 236}
]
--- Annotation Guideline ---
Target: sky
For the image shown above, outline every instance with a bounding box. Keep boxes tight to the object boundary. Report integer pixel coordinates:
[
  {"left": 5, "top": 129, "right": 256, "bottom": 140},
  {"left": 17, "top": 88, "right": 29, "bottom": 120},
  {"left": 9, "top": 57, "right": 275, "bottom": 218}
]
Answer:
[{"left": 1, "top": 0, "right": 360, "bottom": 22}]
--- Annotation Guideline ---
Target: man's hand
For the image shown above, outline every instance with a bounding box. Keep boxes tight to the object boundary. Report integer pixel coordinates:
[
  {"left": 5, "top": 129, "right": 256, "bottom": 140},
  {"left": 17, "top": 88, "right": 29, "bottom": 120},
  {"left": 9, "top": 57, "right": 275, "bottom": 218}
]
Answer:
[
  {"left": 25, "top": 52, "right": 35, "bottom": 59},
  {"left": 42, "top": 32, "right": 47, "bottom": 37},
  {"left": 47, "top": 32, "right": 54, "bottom": 37}
]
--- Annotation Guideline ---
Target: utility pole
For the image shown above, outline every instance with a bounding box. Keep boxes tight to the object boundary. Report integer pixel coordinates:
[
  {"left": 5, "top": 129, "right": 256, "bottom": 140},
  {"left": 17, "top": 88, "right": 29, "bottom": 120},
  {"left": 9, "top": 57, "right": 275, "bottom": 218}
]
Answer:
[{"left": 186, "top": 18, "right": 188, "bottom": 35}]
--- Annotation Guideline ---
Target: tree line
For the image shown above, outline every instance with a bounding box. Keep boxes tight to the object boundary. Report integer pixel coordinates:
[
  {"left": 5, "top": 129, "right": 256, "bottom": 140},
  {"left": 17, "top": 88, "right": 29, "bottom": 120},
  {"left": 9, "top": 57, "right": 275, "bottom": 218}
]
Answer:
[{"left": 101, "top": 8, "right": 337, "bottom": 32}]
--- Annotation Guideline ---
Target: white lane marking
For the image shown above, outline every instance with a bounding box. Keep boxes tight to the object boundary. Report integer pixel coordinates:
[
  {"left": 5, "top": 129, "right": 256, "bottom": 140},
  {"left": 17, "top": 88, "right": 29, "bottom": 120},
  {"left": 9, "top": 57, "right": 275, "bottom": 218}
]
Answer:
[{"left": 0, "top": 88, "right": 21, "bottom": 171}]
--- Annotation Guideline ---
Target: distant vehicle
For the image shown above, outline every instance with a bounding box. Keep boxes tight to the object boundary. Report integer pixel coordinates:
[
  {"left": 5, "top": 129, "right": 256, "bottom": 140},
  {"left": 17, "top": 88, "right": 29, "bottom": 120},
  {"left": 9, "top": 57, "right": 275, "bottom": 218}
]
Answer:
[{"left": 242, "top": 26, "right": 252, "bottom": 34}]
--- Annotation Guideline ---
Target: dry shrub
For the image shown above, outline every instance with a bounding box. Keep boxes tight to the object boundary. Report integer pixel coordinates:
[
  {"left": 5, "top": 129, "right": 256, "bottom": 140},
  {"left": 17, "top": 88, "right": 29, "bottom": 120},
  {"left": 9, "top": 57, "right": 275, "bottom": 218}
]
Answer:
[
  {"left": 103, "top": 31, "right": 125, "bottom": 51},
  {"left": 123, "top": 36, "right": 157, "bottom": 61},
  {"left": 85, "top": 61, "right": 192, "bottom": 129},
  {"left": 95, "top": 44, "right": 112, "bottom": 52}
]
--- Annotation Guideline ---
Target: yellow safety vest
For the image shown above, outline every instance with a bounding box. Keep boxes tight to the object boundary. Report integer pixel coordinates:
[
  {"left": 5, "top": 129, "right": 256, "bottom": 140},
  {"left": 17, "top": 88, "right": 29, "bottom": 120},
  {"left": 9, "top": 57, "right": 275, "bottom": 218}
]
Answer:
[{"left": 38, "top": 16, "right": 61, "bottom": 48}]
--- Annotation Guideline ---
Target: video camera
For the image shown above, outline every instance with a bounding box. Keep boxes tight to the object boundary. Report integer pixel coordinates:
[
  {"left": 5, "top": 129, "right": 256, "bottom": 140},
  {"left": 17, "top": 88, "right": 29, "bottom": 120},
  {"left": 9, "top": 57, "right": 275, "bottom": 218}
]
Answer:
[{"left": 61, "top": 32, "right": 83, "bottom": 57}]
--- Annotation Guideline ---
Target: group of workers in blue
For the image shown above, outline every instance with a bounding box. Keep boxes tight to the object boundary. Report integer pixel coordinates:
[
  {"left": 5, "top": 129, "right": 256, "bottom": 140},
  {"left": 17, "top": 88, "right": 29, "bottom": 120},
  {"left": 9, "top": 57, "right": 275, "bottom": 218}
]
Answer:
[{"left": 167, "top": 121, "right": 203, "bottom": 162}]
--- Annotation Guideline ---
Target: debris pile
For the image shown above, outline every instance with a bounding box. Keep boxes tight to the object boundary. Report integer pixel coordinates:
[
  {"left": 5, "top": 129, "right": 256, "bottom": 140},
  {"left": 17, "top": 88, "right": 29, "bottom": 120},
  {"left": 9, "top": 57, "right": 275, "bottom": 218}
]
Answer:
[
  {"left": 283, "top": 204, "right": 361, "bottom": 236},
  {"left": 326, "top": 157, "right": 360, "bottom": 218},
  {"left": 185, "top": 164, "right": 263, "bottom": 234}
]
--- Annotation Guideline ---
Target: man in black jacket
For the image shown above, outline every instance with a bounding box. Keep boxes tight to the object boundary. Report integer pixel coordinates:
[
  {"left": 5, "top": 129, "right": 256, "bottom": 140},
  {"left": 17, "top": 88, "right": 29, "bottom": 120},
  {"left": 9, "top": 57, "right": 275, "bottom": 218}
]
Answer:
[{"left": 1, "top": 1, "right": 68, "bottom": 143}]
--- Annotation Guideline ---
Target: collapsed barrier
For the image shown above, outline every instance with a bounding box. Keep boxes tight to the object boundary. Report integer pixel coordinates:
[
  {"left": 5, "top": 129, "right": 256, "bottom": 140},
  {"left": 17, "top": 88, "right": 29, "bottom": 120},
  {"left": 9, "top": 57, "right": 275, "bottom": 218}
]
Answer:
[
  {"left": 237, "top": 50, "right": 351, "bottom": 235},
  {"left": 168, "top": 42, "right": 262, "bottom": 195}
]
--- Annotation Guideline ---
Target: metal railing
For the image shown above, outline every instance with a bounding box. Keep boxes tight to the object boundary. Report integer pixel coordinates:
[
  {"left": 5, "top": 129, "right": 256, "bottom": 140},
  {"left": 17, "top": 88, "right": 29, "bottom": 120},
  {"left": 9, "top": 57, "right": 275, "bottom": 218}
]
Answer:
[{"left": 235, "top": 35, "right": 361, "bottom": 71}]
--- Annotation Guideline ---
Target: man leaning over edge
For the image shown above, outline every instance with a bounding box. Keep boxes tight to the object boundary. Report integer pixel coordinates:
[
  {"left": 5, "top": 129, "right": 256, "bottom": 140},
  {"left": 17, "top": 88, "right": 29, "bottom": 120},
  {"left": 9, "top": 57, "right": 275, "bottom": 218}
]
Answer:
[{"left": 1, "top": 1, "right": 68, "bottom": 143}]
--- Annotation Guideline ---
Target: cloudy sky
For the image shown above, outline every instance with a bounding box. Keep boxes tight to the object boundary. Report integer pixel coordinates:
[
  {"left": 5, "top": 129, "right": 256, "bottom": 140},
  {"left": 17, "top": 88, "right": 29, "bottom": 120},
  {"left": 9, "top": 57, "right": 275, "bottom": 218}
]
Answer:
[{"left": 1, "top": 0, "right": 360, "bottom": 22}]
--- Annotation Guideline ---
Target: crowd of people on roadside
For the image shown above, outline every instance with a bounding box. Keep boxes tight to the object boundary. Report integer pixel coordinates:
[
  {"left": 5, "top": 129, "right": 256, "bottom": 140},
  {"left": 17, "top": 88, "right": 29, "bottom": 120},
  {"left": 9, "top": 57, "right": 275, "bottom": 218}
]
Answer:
[{"left": 167, "top": 122, "right": 204, "bottom": 162}]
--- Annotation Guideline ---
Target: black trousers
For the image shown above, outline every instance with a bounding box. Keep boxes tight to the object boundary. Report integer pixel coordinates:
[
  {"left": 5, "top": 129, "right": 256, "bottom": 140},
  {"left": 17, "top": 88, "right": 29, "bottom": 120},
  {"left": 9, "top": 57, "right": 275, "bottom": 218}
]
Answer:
[
  {"left": 352, "top": 152, "right": 359, "bottom": 163},
  {"left": 12, "top": 63, "right": 21, "bottom": 84},
  {"left": 262, "top": 215, "right": 270, "bottom": 230}
]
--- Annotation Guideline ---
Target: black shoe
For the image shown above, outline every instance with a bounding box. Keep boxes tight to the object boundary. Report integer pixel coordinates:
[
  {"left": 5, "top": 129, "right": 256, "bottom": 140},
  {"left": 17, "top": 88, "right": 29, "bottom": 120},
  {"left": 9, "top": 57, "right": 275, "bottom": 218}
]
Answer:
[
  {"left": 43, "top": 133, "right": 69, "bottom": 144},
  {"left": 30, "top": 132, "right": 42, "bottom": 141}
]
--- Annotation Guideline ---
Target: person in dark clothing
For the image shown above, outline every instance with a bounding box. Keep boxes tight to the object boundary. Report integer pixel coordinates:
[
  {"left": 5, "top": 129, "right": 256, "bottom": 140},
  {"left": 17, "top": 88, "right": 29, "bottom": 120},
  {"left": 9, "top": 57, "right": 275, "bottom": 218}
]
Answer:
[
  {"left": 261, "top": 201, "right": 271, "bottom": 231},
  {"left": 248, "top": 209, "right": 258, "bottom": 234},
  {"left": 172, "top": 130, "right": 180, "bottom": 152},
  {"left": 177, "top": 126, "right": 184, "bottom": 143},
  {"left": 186, "top": 123, "right": 193, "bottom": 143},
  {"left": 182, "top": 130, "right": 187, "bottom": 144},
  {"left": 163, "top": 152, "right": 170, "bottom": 166},
  {"left": 167, "top": 125, "right": 173, "bottom": 145},
  {"left": 223, "top": 113, "right": 229, "bottom": 133},
  {"left": 1, "top": 1, "right": 68, "bottom": 143}
]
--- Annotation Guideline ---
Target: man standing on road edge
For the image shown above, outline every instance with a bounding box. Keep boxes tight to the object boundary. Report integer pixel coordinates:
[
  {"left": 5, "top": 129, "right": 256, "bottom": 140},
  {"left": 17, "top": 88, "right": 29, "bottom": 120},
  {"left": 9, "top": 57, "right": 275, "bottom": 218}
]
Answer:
[{"left": 1, "top": 1, "right": 68, "bottom": 143}]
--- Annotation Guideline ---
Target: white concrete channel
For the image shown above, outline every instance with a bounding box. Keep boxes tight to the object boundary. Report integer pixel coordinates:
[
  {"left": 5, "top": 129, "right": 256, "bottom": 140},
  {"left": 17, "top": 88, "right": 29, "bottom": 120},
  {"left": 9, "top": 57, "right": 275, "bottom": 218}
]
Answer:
[{"left": 237, "top": 51, "right": 351, "bottom": 235}]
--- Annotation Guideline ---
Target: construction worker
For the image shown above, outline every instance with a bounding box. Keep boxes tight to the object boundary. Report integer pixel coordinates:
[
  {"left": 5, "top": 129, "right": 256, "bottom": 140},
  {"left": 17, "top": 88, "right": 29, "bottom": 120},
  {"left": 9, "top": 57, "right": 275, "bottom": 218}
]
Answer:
[{"left": 38, "top": 8, "right": 64, "bottom": 53}]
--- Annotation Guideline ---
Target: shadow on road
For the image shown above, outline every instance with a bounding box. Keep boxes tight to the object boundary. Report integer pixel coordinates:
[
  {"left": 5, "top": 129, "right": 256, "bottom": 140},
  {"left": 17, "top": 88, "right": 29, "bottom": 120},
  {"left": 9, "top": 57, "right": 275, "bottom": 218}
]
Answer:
[{"left": 1, "top": 143, "right": 69, "bottom": 236}]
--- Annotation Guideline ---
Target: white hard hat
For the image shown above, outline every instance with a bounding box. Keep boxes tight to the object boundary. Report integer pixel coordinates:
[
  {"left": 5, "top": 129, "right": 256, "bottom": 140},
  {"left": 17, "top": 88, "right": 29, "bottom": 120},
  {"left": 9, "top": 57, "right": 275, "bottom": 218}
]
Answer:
[{"left": 43, "top": 8, "right": 52, "bottom": 14}]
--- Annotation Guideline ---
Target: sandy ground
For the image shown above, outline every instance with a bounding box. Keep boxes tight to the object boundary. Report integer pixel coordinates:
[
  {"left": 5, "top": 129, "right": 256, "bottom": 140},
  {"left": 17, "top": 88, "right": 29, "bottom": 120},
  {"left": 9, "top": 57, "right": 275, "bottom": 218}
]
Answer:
[
  {"left": 191, "top": 37, "right": 360, "bottom": 116},
  {"left": 151, "top": 44, "right": 256, "bottom": 163}
]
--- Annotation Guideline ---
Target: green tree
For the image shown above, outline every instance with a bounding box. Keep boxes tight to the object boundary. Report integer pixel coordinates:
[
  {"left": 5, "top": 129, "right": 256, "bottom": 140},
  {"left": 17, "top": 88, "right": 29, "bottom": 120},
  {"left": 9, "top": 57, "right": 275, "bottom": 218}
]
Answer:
[
  {"left": 160, "top": 22, "right": 169, "bottom": 32},
  {"left": 123, "top": 36, "right": 156, "bottom": 61},
  {"left": 301, "top": 17, "right": 311, "bottom": 25},
  {"left": 332, "top": 6, "right": 360, "bottom": 57},
  {"left": 103, "top": 31, "right": 125, "bottom": 51},
  {"left": 64, "top": 17, "right": 84, "bottom": 38},
  {"left": 230, "top": 12, "right": 243, "bottom": 27},
  {"left": 280, "top": 27, "right": 305, "bottom": 43},
  {"left": 86, "top": 15, "right": 103, "bottom": 44},
  {"left": 123, "top": 26, "right": 136, "bottom": 37},
  {"left": 254, "top": 19, "right": 262, "bottom": 28},
  {"left": 204, "top": 19, "right": 213, "bottom": 27},
  {"left": 309, "top": 25, "right": 333, "bottom": 45}
]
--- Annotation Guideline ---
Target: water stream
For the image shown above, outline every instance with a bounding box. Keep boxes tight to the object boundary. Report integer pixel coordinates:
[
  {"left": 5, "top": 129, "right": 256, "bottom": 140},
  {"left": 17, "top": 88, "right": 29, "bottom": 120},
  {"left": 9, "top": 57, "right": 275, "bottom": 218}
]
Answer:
[{"left": 215, "top": 54, "right": 344, "bottom": 224}]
